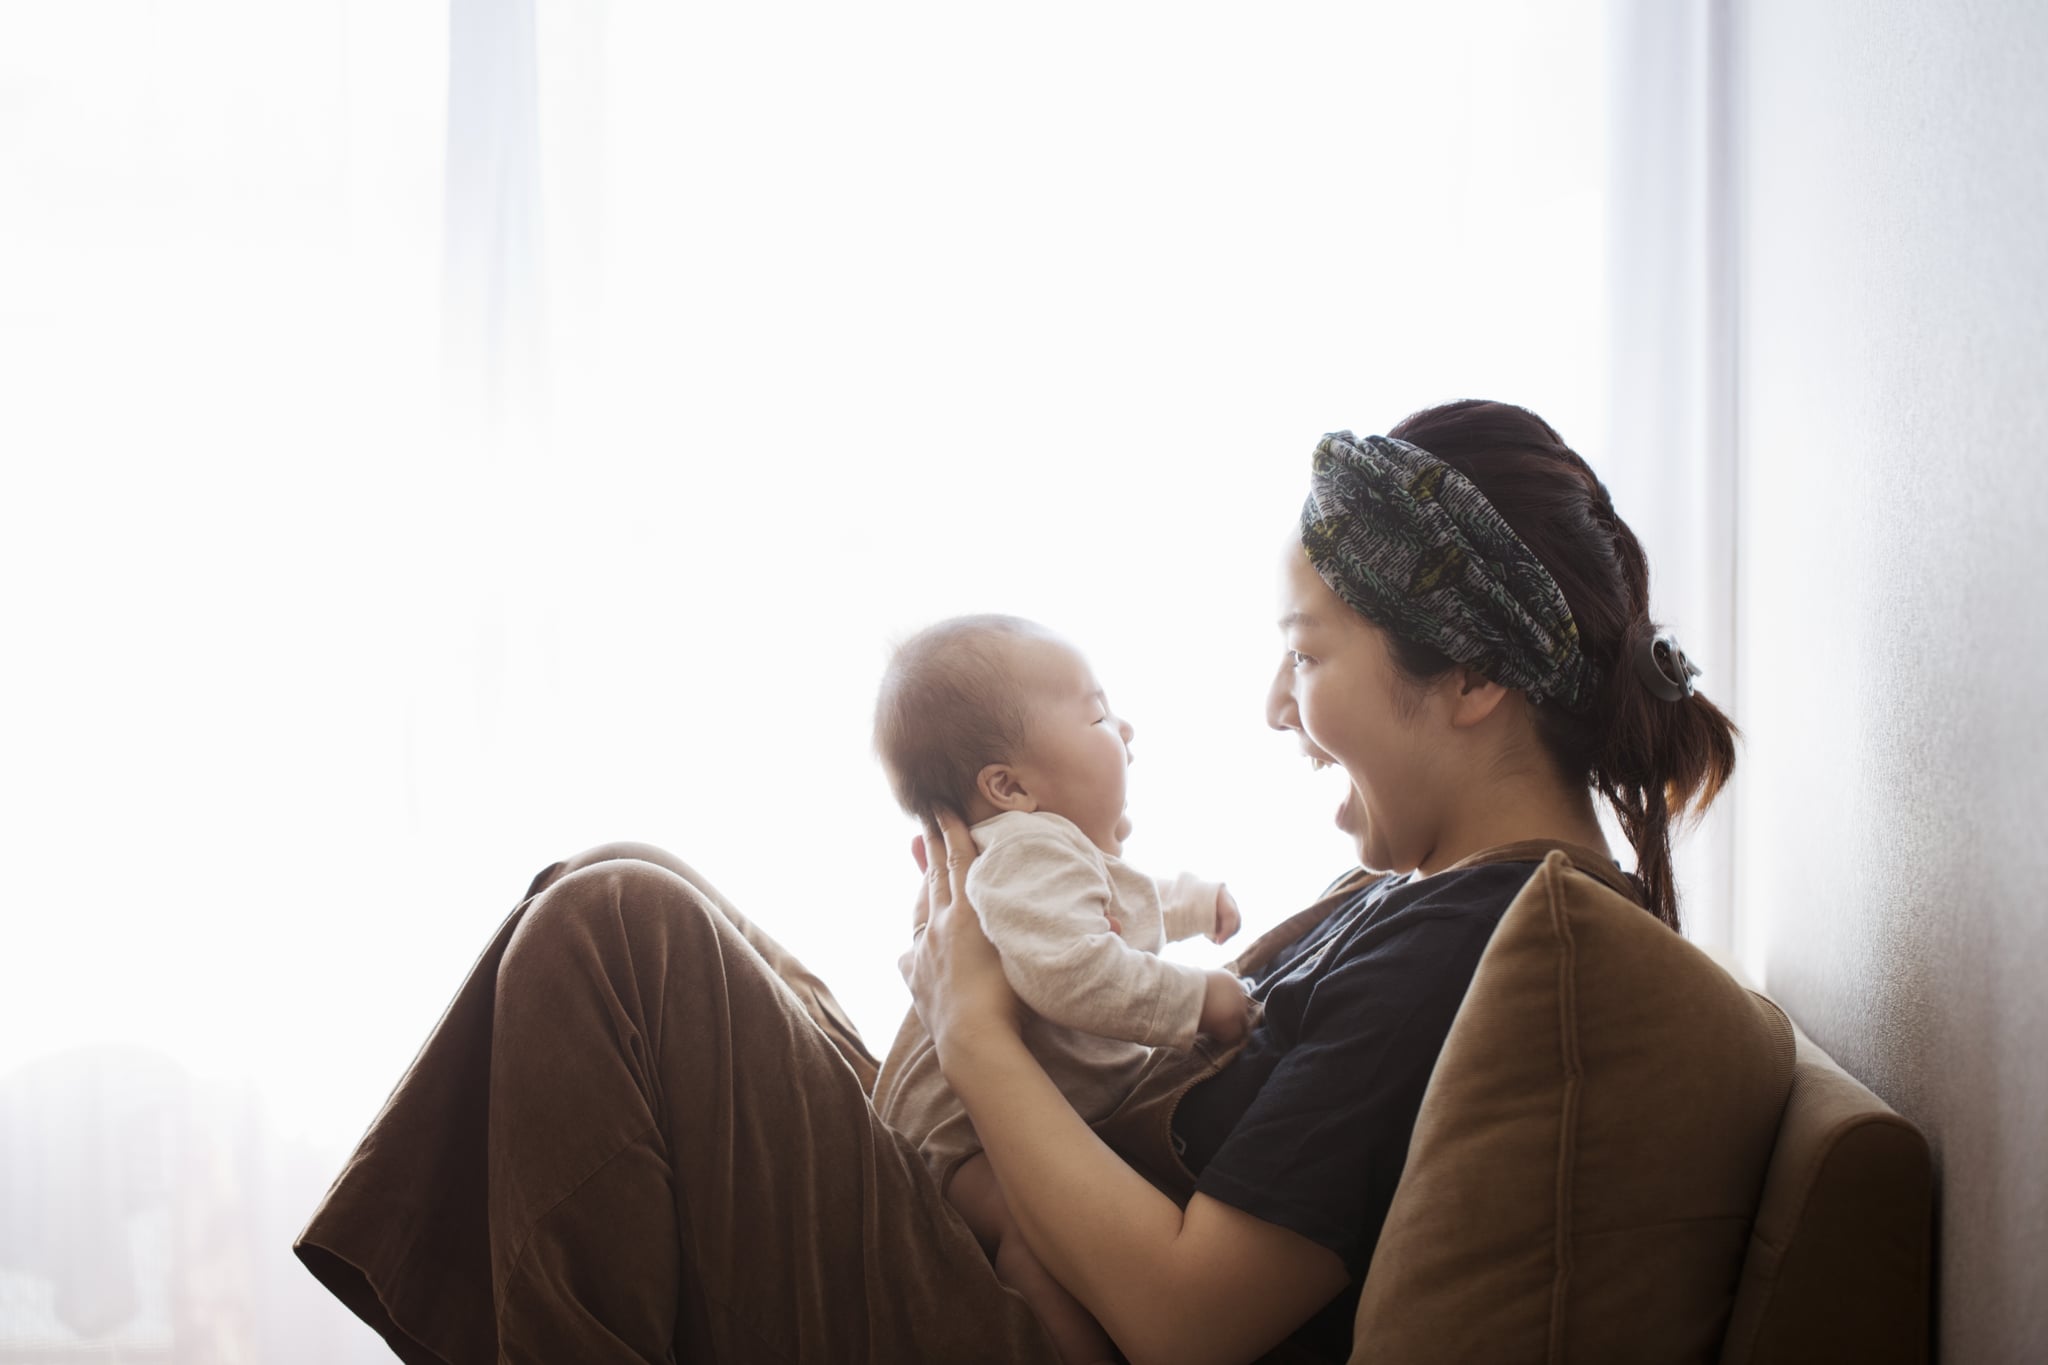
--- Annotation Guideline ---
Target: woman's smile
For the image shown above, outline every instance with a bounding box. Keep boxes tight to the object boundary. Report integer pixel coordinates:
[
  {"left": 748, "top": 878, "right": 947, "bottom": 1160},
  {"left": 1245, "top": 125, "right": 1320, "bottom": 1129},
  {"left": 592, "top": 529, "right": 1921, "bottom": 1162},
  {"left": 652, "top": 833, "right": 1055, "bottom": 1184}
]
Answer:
[
  {"left": 1269, "top": 544, "right": 1435, "bottom": 870},
  {"left": 1297, "top": 742, "right": 1356, "bottom": 829},
  {"left": 1333, "top": 781, "right": 1361, "bottom": 834}
]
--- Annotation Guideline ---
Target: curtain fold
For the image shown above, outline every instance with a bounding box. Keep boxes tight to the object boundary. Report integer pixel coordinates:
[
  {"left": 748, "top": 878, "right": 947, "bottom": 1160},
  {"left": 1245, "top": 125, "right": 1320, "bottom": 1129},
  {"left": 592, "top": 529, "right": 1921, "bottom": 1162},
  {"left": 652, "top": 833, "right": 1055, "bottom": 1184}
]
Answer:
[
  {"left": 1605, "top": 0, "right": 1742, "bottom": 958},
  {"left": 444, "top": 0, "right": 547, "bottom": 442}
]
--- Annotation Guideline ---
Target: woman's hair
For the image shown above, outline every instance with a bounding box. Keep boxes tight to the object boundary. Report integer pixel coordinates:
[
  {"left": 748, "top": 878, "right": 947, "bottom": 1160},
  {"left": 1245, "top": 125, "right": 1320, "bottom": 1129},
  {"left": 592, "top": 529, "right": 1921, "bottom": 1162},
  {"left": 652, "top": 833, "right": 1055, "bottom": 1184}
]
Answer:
[
  {"left": 1382, "top": 399, "right": 1738, "bottom": 931},
  {"left": 873, "top": 614, "right": 1046, "bottom": 822}
]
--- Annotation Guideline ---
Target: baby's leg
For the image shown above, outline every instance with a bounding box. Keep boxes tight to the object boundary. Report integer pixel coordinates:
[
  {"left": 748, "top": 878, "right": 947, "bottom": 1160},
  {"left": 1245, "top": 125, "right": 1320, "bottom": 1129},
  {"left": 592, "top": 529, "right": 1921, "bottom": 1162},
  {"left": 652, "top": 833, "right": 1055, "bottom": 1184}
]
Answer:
[{"left": 948, "top": 1152, "right": 1117, "bottom": 1365}]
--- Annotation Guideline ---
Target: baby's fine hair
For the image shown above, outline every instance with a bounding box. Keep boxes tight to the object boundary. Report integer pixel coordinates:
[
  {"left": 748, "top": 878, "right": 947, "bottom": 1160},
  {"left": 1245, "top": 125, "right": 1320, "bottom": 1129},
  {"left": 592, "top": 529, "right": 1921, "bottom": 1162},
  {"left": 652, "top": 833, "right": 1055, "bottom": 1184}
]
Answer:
[{"left": 873, "top": 614, "right": 1051, "bottom": 822}]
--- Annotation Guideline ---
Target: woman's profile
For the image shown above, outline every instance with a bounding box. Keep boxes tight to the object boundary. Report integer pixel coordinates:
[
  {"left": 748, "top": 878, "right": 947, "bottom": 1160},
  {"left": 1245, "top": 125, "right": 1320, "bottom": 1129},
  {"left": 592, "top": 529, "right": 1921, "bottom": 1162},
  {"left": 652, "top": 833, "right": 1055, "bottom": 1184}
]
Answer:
[{"left": 296, "top": 398, "right": 1737, "bottom": 1364}]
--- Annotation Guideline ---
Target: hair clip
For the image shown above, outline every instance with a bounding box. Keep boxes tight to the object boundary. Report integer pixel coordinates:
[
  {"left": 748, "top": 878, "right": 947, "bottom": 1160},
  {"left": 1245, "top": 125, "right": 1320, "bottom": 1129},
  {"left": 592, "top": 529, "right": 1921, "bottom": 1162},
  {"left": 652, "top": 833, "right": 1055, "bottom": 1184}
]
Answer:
[{"left": 1634, "top": 630, "right": 1702, "bottom": 702}]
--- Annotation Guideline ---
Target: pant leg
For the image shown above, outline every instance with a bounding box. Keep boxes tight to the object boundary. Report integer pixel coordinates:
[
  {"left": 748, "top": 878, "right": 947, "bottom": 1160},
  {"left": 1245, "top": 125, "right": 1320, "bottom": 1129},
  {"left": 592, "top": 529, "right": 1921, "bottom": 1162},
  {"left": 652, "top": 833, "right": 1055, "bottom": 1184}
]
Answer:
[{"left": 488, "top": 853, "right": 1061, "bottom": 1364}]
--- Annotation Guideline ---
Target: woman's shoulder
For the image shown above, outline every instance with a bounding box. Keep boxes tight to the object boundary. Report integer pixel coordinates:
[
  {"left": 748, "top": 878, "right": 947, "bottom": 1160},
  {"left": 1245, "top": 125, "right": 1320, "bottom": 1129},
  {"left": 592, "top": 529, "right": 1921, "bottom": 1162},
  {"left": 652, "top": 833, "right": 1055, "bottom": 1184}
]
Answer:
[
  {"left": 1389, "top": 858, "right": 1547, "bottom": 915},
  {"left": 1333, "top": 859, "right": 1547, "bottom": 946},
  {"left": 1317, "top": 856, "right": 1546, "bottom": 909}
]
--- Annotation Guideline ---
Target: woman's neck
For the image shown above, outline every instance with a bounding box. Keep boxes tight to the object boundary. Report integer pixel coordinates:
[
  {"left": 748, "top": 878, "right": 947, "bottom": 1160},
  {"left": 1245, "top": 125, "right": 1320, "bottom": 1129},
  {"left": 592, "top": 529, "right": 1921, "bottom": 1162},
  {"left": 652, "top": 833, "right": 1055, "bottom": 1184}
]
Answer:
[{"left": 1415, "top": 770, "right": 1612, "bottom": 877}]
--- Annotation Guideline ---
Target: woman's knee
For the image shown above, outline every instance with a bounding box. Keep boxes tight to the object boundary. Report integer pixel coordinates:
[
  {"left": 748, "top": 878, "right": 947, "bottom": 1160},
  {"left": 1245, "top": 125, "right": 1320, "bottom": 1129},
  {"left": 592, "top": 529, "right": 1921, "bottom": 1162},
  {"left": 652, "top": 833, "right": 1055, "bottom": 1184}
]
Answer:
[
  {"left": 514, "top": 856, "right": 726, "bottom": 966},
  {"left": 554, "top": 840, "right": 695, "bottom": 882},
  {"left": 543, "top": 843, "right": 744, "bottom": 932},
  {"left": 505, "top": 860, "right": 848, "bottom": 1091}
]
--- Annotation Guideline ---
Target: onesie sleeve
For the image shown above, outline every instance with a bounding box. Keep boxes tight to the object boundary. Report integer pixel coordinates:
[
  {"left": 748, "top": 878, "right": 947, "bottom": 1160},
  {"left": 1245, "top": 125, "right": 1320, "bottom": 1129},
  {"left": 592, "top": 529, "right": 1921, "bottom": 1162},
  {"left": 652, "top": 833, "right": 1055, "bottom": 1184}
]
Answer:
[
  {"left": 1156, "top": 872, "right": 1224, "bottom": 943},
  {"left": 969, "top": 832, "right": 1210, "bottom": 1049}
]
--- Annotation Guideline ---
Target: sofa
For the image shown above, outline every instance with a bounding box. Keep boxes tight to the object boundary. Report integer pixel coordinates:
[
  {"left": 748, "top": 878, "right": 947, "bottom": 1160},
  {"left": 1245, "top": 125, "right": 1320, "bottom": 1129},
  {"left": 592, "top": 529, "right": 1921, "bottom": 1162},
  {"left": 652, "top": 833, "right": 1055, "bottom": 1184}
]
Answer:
[{"left": 1344, "top": 850, "right": 1933, "bottom": 1364}]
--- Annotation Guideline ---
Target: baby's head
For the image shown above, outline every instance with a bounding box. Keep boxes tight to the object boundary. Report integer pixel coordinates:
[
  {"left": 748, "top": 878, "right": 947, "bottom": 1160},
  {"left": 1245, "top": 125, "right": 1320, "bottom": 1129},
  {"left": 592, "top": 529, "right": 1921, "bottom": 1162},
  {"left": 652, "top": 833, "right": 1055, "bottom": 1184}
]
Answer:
[{"left": 874, "top": 614, "right": 1135, "bottom": 856}]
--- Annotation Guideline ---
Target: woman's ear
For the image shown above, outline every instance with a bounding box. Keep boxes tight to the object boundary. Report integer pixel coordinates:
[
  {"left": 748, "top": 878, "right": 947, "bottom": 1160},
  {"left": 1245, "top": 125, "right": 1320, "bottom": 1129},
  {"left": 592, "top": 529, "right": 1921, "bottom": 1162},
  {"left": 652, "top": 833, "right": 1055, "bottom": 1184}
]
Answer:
[
  {"left": 1446, "top": 669, "right": 1512, "bottom": 729},
  {"left": 976, "top": 763, "right": 1037, "bottom": 813}
]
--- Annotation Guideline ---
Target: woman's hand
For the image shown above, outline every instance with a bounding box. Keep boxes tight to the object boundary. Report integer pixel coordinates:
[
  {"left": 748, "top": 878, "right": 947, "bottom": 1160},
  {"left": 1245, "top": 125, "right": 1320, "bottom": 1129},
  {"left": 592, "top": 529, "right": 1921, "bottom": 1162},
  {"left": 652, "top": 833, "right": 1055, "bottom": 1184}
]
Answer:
[{"left": 902, "top": 809, "right": 1027, "bottom": 1063}]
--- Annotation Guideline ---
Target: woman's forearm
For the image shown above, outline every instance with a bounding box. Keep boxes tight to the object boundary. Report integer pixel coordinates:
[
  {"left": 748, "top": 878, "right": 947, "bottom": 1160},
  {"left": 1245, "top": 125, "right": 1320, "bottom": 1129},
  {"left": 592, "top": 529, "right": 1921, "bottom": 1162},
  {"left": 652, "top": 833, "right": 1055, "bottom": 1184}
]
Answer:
[
  {"left": 941, "top": 1030, "right": 1344, "bottom": 1365},
  {"left": 940, "top": 1029, "right": 1194, "bottom": 1359}
]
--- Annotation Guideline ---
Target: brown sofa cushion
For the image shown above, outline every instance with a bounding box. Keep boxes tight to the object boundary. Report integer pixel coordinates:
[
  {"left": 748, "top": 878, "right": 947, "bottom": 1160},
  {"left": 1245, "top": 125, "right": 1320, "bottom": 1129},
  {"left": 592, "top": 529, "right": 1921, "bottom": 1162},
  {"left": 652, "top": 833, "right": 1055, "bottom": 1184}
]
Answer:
[
  {"left": 1352, "top": 850, "right": 1795, "bottom": 1364},
  {"left": 1716, "top": 1024, "right": 1932, "bottom": 1365}
]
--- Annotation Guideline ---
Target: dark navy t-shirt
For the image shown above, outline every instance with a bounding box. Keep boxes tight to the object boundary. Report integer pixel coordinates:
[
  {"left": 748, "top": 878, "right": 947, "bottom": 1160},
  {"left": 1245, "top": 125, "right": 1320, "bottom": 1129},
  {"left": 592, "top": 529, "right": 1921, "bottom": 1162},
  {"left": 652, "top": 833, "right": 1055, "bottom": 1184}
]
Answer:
[{"left": 1171, "top": 860, "right": 1541, "bottom": 1362}]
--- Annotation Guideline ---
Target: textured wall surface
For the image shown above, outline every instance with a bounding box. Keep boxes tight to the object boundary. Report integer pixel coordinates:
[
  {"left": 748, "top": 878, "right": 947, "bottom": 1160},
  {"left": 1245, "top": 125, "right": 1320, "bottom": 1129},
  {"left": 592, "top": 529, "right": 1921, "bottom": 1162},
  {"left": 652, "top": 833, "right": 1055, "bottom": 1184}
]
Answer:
[{"left": 1733, "top": 3, "right": 2048, "bottom": 1360}]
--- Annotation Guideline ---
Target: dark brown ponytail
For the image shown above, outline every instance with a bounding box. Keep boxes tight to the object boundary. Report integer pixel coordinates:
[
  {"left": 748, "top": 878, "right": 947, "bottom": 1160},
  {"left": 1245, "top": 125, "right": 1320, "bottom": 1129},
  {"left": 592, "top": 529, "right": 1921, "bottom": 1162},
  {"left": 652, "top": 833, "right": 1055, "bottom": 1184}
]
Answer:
[{"left": 1383, "top": 399, "right": 1738, "bottom": 931}]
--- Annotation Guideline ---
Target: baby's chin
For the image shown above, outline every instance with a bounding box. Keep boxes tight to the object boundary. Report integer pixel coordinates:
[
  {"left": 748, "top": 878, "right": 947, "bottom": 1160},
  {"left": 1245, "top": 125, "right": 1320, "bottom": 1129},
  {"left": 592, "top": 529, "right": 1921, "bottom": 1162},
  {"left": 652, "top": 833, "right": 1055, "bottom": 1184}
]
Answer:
[{"left": 1113, "top": 812, "right": 1133, "bottom": 844}]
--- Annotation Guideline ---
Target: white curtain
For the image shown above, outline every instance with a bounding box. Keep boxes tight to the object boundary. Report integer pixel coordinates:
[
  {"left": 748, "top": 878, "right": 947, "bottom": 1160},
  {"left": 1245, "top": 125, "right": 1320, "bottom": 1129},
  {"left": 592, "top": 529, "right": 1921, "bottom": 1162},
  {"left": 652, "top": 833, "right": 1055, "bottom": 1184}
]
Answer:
[
  {"left": 491, "top": 0, "right": 1619, "bottom": 1052},
  {"left": 2, "top": 3, "right": 1617, "bottom": 1356},
  {"left": 0, "top": 4, "right": 444, "bottom": 1359},
  {"left": 1603, "top": 0, "right": 1742, "bottom": 962}
]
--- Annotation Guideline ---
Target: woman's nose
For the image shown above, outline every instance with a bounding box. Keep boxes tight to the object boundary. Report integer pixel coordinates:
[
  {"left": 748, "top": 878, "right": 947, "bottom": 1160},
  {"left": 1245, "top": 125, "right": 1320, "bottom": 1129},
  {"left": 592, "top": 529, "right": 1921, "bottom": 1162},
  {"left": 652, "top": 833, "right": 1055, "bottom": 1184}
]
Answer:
[{"left": 1265, "top": 659, "right": 1297, "bottom": 732}]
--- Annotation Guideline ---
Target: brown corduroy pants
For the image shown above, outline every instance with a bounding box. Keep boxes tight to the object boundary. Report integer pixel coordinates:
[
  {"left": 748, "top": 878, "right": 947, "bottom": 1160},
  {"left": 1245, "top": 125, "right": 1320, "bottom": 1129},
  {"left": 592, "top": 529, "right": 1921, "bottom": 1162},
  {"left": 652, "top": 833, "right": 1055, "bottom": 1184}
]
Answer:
[{"left": 294, "top": 843, "right": 1065, "bottom": 1364}]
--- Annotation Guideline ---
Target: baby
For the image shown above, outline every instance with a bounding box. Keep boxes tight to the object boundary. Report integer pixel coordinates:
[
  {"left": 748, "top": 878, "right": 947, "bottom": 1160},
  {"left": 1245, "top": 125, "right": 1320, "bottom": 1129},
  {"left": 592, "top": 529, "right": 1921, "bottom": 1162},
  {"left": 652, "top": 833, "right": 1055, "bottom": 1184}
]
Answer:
[{"left": 871, "top": 614, "right": 1255, "bottom": 1365}]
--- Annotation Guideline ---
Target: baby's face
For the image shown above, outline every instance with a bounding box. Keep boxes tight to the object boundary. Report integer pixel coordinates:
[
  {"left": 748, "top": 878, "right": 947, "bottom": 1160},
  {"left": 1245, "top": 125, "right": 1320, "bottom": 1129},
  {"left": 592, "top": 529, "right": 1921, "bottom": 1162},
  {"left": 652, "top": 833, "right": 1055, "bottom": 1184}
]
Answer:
[{"left": 1006, "top": 635, "right": 1136, "bottom": 857}]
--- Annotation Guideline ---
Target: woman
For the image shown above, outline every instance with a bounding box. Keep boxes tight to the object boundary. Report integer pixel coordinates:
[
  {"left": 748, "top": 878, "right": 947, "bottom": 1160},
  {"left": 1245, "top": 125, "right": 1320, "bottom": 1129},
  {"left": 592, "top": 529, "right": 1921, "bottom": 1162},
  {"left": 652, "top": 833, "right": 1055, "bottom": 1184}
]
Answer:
[{"left": 296, "top": 400, "right": 1736, "bottom": 1365}]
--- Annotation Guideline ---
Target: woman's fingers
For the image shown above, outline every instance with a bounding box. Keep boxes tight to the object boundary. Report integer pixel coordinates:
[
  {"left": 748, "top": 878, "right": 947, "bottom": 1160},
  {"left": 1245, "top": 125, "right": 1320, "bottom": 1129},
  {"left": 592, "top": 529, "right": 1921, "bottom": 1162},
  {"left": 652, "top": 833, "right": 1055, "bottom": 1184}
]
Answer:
[
  {"left": 933, "top": 807, "right": 976, "bottom": 872},
  {"left": 893, "top": 832, "right": 936, "bottom": 945},
  {"left": 901, "top": 807, "right": 1026, "bottom": 1045},
  {"left": 929, "top": 807, "right": 975, "bottom": 922},
  {"left": 910, "top": 875, "right": 932, "bottom": 934}
]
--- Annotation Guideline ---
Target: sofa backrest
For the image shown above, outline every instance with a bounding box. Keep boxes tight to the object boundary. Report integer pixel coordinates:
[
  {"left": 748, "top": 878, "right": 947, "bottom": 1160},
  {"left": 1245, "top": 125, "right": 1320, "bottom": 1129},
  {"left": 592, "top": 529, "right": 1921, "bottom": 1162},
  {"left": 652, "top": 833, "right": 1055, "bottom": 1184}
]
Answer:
[
  {"left": 1715, "top": 1024, "right": 1933, "bottom": 1365},
  {"left": 1347, "top": 849, "right": 1934, "bottom": 1364}
]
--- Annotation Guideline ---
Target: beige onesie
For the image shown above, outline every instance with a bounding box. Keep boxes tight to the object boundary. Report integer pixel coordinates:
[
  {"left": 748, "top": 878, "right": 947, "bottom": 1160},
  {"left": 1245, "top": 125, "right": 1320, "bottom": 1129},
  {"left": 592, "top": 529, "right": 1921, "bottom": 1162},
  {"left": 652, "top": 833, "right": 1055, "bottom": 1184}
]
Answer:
[{"left": 874, "top": 809, "right": 1223, "bottom": 1186}]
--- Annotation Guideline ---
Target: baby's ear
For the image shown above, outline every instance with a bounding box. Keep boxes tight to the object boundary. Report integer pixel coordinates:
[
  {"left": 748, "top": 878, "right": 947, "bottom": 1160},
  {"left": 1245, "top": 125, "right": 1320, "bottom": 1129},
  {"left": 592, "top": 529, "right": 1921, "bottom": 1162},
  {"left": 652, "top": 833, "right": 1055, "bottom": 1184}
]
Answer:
[{"left": 976, "top": 763, "right": 1036, "bottom": 813}]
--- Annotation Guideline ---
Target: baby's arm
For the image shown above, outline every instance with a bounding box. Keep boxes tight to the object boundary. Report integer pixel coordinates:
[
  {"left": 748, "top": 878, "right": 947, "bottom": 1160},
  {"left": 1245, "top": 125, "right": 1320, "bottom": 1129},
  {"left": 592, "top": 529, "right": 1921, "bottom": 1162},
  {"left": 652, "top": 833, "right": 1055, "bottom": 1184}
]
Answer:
[
  {"left": 1156, "top": 872, "right": 1242, "bottom": 945},
  {"left": 971, "top": 835, "right": 1229, "bottom": 1050}
]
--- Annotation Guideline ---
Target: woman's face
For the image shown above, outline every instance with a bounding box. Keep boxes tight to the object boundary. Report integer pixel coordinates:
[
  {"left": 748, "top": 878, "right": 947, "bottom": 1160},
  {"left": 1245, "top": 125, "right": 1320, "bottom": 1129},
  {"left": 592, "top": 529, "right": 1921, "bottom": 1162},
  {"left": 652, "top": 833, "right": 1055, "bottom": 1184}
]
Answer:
[{"left": 1266, "top": 541, "right": 1451, "bottom": 874}]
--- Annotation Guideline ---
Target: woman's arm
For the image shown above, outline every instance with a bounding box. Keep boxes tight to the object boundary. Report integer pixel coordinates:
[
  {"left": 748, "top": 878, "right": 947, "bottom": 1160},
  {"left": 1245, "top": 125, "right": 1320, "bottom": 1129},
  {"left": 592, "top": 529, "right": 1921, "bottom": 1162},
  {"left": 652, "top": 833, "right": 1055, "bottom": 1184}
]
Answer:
[{"left": 907, "top": 814, "right": 1348, "bottom": 1365}]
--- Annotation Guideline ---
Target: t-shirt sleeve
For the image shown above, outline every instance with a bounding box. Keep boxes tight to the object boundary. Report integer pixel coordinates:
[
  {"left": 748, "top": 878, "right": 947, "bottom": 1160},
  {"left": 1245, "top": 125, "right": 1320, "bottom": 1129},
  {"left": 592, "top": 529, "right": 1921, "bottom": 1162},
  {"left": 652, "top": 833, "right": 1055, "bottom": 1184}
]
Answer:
[
  {"left": 1191, "top": 912, "right": 1497, "bottom": 1271},
  {"left": 969, "top": 832, "right": 1210, "bottom": 1048}
]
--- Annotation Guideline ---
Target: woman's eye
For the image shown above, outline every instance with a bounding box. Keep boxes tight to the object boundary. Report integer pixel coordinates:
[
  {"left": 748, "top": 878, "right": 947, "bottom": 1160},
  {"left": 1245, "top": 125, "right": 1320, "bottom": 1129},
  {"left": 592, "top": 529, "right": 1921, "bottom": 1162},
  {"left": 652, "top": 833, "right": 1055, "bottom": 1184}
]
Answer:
[{"left": 1289, "top": 650, "right": 1312, "bottom": 668}]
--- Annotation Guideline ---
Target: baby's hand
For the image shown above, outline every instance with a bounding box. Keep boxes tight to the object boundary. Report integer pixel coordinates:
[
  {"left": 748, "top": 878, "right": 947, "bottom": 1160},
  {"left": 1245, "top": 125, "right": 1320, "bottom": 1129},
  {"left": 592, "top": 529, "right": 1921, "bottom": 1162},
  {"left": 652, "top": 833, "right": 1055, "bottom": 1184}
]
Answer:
[
  {"left": 1209, "top": 885, "right": 1242, "bottom": 945},
  {"left": 1197, "top": 969, "right": 1255, "bottom": 1046}
]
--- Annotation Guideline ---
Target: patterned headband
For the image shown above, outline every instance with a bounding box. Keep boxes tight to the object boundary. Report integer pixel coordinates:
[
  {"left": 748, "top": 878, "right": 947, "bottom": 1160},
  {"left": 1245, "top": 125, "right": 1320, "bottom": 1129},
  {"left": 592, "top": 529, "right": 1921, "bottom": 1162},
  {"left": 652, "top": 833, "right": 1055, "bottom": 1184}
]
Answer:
[{"left": 1300, "top": 431, "right": 1598, "bottom": 710}]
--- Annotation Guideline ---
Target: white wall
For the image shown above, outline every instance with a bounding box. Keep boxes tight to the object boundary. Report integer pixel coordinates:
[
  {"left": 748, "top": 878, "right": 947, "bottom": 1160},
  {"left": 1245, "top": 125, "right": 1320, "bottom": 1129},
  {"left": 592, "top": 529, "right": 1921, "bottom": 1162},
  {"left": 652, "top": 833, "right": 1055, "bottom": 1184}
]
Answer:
[{"left": 1733, "top": 3, "right": 2048, "bottom": 1359}]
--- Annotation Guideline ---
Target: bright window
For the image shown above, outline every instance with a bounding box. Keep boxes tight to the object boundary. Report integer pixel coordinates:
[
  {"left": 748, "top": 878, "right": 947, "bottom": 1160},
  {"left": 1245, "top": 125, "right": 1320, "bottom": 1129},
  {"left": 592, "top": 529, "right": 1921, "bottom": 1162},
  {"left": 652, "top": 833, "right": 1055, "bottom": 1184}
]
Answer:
[{"left": 0, "top": 4, "right": 1608, "bottom": 1354}]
